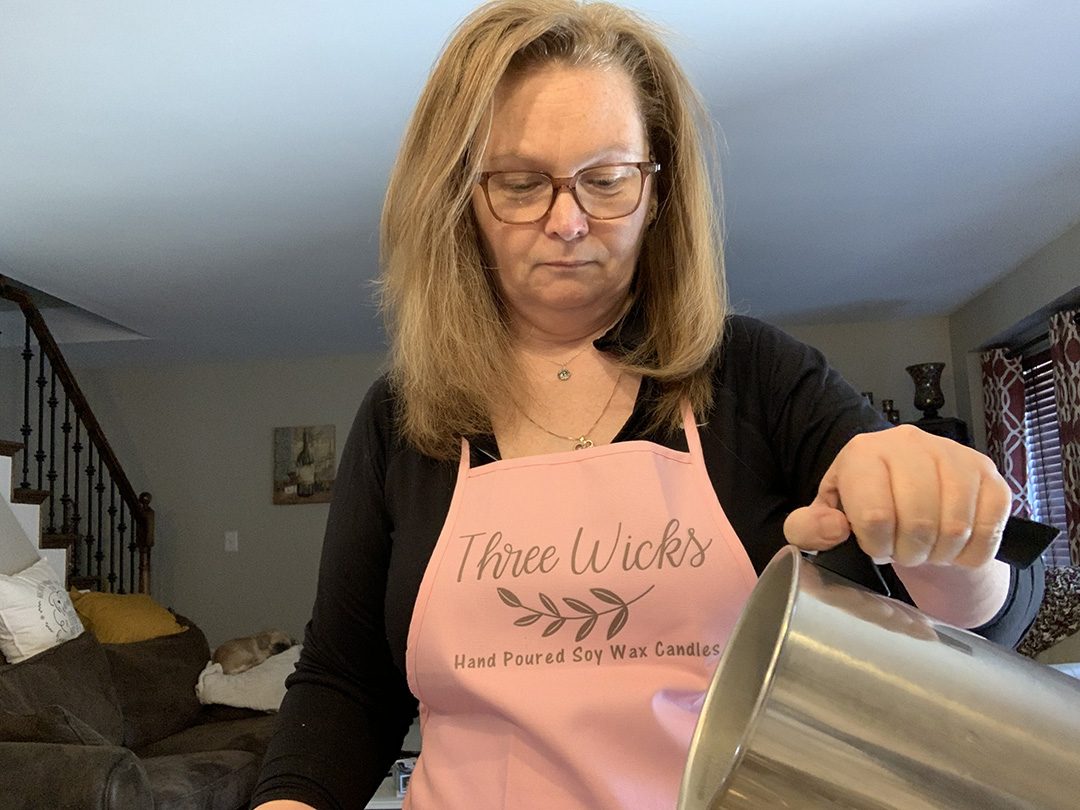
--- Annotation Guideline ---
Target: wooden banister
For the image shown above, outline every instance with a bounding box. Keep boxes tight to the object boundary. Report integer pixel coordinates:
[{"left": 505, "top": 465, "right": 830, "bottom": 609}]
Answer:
[{"left": 0, "top": 275, "right": 154, "bottom": 593}]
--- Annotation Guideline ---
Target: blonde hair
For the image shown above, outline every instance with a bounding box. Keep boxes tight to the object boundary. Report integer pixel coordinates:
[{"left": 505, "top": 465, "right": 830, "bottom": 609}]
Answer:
[{"left": 379, "top": 0, "right": 726, "bottom": 459}]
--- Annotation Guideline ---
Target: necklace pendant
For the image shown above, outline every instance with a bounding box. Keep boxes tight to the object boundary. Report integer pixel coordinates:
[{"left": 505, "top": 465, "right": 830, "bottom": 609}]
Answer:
[
  {"left": 573, "top": 436, "right": 593, "bottom": 450},
  {"left": 557, "top": 368, "right": 571, "bottom": 381}
]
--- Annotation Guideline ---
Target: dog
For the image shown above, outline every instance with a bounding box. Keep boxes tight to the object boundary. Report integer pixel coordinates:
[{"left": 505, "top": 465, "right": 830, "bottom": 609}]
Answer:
[{"left": 212, "top": 630, "right": 297, "bottom": 674}]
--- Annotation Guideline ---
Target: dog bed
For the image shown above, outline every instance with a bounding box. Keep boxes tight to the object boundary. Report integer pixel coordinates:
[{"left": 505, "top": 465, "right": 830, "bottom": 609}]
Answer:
[{"left": 196, "top": 645, "right": 301, "bottom": 711}]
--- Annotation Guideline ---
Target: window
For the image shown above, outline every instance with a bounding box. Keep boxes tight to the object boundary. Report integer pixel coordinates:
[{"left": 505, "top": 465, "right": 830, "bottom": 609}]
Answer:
[{"left": 1022, "top": 346, "right": 1070, "bottom": 565}]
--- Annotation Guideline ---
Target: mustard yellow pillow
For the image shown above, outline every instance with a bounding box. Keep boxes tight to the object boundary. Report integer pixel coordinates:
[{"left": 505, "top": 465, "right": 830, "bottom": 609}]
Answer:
[{"left": 68, "top": 590, "right": 186, "bottom": 644}]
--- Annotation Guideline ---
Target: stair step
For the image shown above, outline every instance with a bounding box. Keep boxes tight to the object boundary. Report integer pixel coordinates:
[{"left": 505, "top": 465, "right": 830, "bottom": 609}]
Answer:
[
  {"left": 0, "top": 440, "right": 24, "bottom": 457},
  {"left": 70, "top": 576, "right": 101, "bottom": 592},
  {"left": 12, "top": 488, "right": 49, "bottom": 505},
  {"left": 41, "top": 531, "right": 77, "bottom": 550}
]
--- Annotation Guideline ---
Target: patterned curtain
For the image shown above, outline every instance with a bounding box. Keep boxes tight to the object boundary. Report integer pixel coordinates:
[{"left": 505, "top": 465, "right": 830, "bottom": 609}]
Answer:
[
  {"left": 1048, "top": 309, "right": 1080, "bottom": 564},
  {"left": 981, "top": 348, "right": 1030, "bottom": 516}
]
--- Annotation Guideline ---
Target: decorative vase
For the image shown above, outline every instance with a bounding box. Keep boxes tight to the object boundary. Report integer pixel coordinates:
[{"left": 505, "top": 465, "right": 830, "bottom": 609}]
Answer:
[
  {"left": 879, "top": 399, "right": 900, "bottom": 425},
  {"left": 905, "top": 362, "right": 946, "bottom": 419}
]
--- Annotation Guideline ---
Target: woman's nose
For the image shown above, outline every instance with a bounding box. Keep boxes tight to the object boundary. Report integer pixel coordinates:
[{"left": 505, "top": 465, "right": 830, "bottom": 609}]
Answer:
[{"left": 544, "top": 188, "right": 589, "bottom": 240}]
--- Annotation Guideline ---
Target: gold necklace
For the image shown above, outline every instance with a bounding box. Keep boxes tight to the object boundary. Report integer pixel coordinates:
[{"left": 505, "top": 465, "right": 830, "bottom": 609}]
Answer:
[
  {"left": 522, "top": 343, "right": 592, "bottom": 381},
  {"left": 519, "top": 373, "right": 623, "bottom": 450}
]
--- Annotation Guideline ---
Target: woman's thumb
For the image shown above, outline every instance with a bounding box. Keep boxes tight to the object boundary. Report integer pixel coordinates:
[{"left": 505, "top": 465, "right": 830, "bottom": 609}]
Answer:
[{"left": 783, "top": 501, "right": 851, "bottom": 551}]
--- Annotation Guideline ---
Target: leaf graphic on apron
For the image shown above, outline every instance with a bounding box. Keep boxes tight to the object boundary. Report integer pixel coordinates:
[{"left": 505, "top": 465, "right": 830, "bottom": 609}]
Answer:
[{"left": 496, "top": 585, "right": 655, "bottom": 641}]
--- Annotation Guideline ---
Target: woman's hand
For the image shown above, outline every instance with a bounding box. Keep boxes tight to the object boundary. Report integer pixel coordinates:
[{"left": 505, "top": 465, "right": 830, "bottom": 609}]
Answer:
[
  {"left": 784, "top": 424, "right": 1010, "bottom": 566},
  {"left": 783, "top": 425, "right": 1013, "bottom": 627}
]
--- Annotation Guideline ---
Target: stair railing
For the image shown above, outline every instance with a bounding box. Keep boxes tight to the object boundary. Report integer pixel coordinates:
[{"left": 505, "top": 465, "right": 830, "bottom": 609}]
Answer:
[{"left": 1, "top": 276, "right": 153, "bottom": 593}]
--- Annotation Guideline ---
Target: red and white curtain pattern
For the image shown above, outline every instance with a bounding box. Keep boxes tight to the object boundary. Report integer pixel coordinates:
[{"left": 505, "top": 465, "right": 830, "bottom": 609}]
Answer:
[
  {"left": 981, "top": 348, "right": 1030, "bottom": 517},
  {"left": 1048, "top": 309, "right": 1080, "bottom": 564}
]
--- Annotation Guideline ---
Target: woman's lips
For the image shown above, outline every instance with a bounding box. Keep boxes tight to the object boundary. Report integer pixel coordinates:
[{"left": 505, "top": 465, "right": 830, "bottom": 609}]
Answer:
[{"left": 539, "top": 260, "right": 592, "bottom": 268}]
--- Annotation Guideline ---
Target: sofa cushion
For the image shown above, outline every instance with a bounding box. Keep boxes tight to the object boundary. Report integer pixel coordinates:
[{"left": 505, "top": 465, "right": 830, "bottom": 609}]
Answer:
[
  {"left": 0, "top": 703, "right": 110, "bottom": 745},
  {"left": 141, "top": 750, "right": 260, "bottom": 810},
  {"left": 70, "top": 590, "right": 186, "bottom": 644},
  {"left": 0, "top": 741, "right": 153, "bottom": 810},
  {"left": 0, "top": 631, "right": 124, "bottom": 745},
  {"left": 136, "top": 713, "right": 278, "bottom": 759},
  {"left": 103, "top": 616, "right": 210, "bottom": 750}
]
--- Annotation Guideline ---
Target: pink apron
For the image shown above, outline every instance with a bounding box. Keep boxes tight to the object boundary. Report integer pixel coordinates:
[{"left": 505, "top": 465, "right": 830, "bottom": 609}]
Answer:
[{"left": 404, "top": 403, "right": 758, "bottom": 808}]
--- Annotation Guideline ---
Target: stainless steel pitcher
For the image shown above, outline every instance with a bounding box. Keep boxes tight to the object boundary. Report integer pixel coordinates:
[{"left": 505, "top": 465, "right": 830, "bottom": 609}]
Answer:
[{"left": 679, "top": 545, "right": 1080, "bottom": 809}]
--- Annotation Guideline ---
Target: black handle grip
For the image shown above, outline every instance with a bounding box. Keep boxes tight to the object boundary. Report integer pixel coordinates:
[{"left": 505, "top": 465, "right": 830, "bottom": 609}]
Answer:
[
  {"left": 995, "top": 515, "right": 1059, "bottom": 568},
  {"left": 812, "top": 515, "right": 1058, "bottom": 597}
]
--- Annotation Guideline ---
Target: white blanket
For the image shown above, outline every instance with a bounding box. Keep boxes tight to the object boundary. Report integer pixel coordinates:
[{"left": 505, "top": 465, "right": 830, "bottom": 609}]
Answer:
[{"left": 196, "top": 644, "right": 301, "bottom": 711}]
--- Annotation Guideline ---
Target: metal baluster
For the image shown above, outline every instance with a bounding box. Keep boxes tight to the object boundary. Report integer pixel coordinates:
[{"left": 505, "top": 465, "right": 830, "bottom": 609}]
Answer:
[
  {"left": 35, "top": 342, "right": 46, "bottom": 490},
  {"left": 84, "top": 443, "right": 95, "bottom": 584},
  {"left": 95, "top": 453, "right": 105, "bottom": 588},
  {"left": 19, "top": 322, "right": 32, "bottom": 489},
  {"left": 60, "top": 396, "right": 72, "bottom": 532},
  {"left": 118, "top": 500, "right": 129, "bottom": 594},
  {"left": 46, "top": 367, "right": 58, "bottom": 533},
  {"left": 107, "top": 480, "right": 117, "bottom": 592},
  {"left": 72, "top": 420, "right": 84, "bottom": 579}
]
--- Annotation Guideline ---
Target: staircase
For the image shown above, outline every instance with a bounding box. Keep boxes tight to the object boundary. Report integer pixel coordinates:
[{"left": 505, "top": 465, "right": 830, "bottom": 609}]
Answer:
[{"left": 1, "top": 276, "right": 154, "bottom": 593}]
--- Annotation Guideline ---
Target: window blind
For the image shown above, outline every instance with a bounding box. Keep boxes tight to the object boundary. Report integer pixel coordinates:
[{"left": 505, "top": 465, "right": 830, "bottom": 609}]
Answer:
[{"left": 1022, "top": 346, "right": 1070, "bottom": 565}]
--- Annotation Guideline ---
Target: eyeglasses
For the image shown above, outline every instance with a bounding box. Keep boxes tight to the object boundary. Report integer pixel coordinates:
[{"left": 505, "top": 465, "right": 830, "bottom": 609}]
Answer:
[{"left": 477, "top": 161, "right": 661, "bottom": 224}]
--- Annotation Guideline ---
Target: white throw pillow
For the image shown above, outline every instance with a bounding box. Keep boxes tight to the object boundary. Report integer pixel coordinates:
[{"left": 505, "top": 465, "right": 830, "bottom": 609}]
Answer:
[{"left": 0, "top": 556, "right": 84, "bottom": 663}]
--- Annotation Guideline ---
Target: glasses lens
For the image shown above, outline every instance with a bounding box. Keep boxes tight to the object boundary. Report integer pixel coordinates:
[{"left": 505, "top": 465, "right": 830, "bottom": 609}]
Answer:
[
  {"left": 486, "top": 172, "right": 553, "bottom": 223},
  {"left": 485, "top": 165, "right": 647, "bottom": 223},
  {"left": 575, "top": 164, "right": 643, "bottom": 219}
]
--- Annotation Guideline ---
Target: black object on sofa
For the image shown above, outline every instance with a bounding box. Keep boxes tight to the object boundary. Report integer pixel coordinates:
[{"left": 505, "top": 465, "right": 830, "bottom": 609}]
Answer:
[{"left": 0, "top": 617, "right": 277, "bottom": 810}]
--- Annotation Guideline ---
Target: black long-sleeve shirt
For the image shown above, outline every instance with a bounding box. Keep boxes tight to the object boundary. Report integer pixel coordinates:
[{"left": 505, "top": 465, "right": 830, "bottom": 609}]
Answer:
[{"left": 251, "top": 316, "right": 1041, "bottom": 810}]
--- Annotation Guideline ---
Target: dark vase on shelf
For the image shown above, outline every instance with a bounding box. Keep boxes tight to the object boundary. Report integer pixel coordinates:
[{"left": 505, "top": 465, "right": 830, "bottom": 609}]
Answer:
[
  {"left": 879, "top": 399, "right": 901, "bottom": 425},
  {"left": 905, "top": 362, "right": 946, "bottom": 419}
]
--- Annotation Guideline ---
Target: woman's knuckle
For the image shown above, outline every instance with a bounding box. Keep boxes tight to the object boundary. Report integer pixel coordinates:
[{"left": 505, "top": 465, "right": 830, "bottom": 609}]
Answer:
[
  {"left": 903, "top": 517, "right": 938, "bottom": 545},
  {"left": 855, "top": 507, "right": 894, "bottom": 532},
  {"left": 939, "top": 519, "right": 972, "bottom": 544}
]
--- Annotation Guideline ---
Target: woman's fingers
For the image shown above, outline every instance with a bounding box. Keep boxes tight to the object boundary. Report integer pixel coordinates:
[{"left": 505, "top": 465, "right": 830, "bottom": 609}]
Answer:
[
  {"left": 789, "top": 426, "right": 1010, "bottom": 569},
  {"left": 924, "top": 454, "right": 977, "bottom": 564},
  {"left": 881, "top": 444, "right": 941, "bottom": 567},
  {"left": 827, "top": 444, "right": 898, "bottom": 561},
  {"left": 954, "top": 461, "right": 1010, "bottom": 567}
]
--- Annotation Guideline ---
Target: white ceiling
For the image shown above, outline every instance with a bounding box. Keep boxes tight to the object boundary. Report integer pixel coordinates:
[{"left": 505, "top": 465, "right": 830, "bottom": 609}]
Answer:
[{"left": 2, "top": 1, "right": 1079, "bottom": 364}]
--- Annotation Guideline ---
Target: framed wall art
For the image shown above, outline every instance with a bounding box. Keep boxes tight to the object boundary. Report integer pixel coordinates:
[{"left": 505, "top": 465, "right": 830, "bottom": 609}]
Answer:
[{"left": 273, "top": 424, "right": 336, "bottom": 505}]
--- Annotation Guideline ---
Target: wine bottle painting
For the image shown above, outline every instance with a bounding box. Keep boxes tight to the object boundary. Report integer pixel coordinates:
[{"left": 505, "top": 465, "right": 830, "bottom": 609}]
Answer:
[{"left": 273, "top": 425, "right": 337, "bottom": 505}]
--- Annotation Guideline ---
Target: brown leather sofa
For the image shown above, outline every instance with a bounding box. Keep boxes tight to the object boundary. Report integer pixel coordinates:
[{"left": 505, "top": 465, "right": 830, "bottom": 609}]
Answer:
[{"left": 0, "top": 616, "right": 277, "bottom": 810}]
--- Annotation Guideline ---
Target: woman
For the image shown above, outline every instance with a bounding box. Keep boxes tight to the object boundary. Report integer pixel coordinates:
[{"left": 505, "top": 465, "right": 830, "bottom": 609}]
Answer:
[{"left": 252, "top": 2, "right": 1040, "bottom": 808}]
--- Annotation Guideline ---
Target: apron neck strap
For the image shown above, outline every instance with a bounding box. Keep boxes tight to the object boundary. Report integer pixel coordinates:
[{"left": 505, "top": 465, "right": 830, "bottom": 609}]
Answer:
[
  {"left": 681, "top": 399, "right": 705, "bottom": 456},
  {"left": 458, "top": 437, "right": 472, "bottom": 475}
]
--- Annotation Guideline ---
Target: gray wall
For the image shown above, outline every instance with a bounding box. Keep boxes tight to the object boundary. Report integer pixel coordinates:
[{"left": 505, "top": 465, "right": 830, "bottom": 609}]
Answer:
[
  {"left": 777, "top": 315, "right": 956, "bottom": 425},
  {"left": 779, "top": 220, "right": 1080, "bottom": 449},
  {"left": 0, "top": 348, "right": 20, "bottom": 445},
  {"left": 72, "top": 352, "right": 385, "bottom": 646}
]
